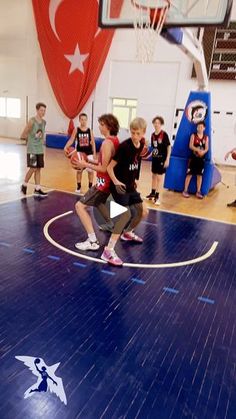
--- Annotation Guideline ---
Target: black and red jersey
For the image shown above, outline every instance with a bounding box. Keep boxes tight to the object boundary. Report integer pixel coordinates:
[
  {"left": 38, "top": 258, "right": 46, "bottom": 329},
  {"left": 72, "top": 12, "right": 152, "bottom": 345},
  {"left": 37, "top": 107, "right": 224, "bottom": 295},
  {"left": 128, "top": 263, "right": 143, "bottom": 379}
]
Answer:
[
  {"left": 76, "top": 127, "right": 93, "bottom": 155},
  {"left": 96, "top": 136, "right": 120, "bottom": 193}
]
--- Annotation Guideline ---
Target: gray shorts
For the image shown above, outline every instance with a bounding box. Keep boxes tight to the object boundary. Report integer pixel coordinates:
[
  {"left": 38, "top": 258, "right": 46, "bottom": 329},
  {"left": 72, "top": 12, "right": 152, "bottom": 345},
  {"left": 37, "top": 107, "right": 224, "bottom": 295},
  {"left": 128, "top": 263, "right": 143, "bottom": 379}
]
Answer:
[{"left": 80, "top": 186, "right": 109, "bottom": 207}]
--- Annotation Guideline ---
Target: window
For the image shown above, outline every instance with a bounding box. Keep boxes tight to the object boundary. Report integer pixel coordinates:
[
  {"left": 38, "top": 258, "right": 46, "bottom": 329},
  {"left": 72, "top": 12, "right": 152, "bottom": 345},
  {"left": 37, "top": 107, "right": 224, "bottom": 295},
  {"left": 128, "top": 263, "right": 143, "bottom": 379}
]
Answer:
[
  {"left": 0, "top": 97, "right": 21, "bottom": 118},
  {"left": 112, "top": 98, "right": 137, "bottom": 129}
]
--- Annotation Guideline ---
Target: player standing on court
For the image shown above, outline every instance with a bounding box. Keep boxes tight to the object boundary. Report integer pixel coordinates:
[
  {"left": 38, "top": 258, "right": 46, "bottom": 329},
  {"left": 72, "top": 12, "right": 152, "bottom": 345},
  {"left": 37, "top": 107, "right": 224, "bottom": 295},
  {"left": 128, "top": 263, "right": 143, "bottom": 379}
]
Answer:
[
  {"left": 182, "top": 121, "right": 209, "bottom": 199},
  {"left": 64, "top": 113, "right": 96, "bottom": 194},
  {"left": 71, "top": 114, "right": 120, "bottom": 251},
  {"left": 146, "top": 116, "right": 171, "bottom": 205},
  {"left": 20, "top": 102, "right": 48, "bottom": 197},
  {"left": 101, "top": 117, "right": 149, "bottom": 266}
]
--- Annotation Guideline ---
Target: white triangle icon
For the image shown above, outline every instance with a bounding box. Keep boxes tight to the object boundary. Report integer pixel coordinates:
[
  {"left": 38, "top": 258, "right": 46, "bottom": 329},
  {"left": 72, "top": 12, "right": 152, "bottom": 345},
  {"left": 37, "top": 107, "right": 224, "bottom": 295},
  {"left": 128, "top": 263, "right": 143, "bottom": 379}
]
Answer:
[{"left": 110, "top": 201, "right": 128, "bottom": 219}]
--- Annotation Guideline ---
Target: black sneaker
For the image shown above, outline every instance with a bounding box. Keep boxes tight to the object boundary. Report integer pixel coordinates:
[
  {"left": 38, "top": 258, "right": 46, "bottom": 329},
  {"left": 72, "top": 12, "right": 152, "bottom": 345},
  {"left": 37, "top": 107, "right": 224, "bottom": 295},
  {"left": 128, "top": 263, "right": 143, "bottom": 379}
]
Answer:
[
  {"left": 227, "top": 200, "right": 236, "bottom": 208},
  {"left": 146, "top": 192, "right": 155, "bottom": 200},
  {"left": 21, "top": 185, "right": 27, "bottom": 195},
  {"left": 34, "top": 189, "right": 48, "bottom": 197}
]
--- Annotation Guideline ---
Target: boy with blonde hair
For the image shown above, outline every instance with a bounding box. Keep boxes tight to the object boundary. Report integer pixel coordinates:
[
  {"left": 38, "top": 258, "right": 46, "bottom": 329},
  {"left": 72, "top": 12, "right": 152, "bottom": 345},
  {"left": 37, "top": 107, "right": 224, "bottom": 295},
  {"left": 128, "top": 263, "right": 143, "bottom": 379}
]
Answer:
[{"left": 101, "top": 117, "right": 148, "bottom": 266}]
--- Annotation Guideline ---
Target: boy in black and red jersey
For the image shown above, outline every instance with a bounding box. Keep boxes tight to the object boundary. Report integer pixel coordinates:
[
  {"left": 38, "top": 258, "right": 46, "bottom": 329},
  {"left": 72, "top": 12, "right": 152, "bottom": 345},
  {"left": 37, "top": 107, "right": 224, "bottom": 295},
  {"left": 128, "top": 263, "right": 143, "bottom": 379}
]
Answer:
[
  {"left": 146, "top": 116, "right": 171, "bottom": 205},
  {"left": 183, "top": 121, "right": 209, "bottom": 199},
  {"left": 64, "top": 113, "right": 96, "bottom": 193},
  {"left": 101, "top": 117, "right": 149, "bottom": 266},
  {"left": 71, "top": 114, "right": 119, "bottom": 251}
]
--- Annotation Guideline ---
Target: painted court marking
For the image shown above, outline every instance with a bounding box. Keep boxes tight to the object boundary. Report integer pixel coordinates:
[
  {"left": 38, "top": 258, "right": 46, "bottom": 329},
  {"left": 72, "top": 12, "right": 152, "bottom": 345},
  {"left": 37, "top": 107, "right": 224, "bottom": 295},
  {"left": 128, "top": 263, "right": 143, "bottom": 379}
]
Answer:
[{"left": 43, "top": 211, "right": 219, "bottom": 269}]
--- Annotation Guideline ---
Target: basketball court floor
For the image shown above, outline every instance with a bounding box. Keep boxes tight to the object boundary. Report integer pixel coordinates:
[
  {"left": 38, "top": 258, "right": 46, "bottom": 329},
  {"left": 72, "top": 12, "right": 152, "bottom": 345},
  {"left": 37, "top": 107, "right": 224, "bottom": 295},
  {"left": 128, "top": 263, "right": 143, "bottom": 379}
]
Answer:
[{"left": 1, "top": 139, "right": 236, "bottom": 419}]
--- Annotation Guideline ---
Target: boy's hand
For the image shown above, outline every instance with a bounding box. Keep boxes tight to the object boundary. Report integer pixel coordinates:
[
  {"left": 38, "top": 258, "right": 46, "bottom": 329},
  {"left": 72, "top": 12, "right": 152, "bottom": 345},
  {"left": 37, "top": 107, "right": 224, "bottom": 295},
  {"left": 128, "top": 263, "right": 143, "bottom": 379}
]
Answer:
[
  {"left": 71, "top": 160, "right": 85, "bottom": 171},
  {"left": 64, "top": 147, "right": 70, "bottom": 157},
  {"left": 115, "top": 183, "right": 126, "bottom": 194},
  {"left": 164, "top": 159, "right": 170, "bottom": 168}
]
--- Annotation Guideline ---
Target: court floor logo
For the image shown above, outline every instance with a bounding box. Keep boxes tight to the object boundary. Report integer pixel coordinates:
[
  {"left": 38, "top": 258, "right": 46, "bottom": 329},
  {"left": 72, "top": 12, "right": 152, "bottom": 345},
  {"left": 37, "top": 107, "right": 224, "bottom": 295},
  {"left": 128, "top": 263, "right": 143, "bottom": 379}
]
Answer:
[{"left": 15, "top": 356, "right": 67, "bottom": 405}]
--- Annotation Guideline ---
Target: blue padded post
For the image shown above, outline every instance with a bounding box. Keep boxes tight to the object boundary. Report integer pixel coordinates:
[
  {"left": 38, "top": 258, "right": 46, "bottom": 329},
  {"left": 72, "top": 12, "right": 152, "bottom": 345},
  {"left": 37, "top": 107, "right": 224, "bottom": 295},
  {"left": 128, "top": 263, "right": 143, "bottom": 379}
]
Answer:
[{"left": 164, "top": 91, "right": 221, "bottom": 195}]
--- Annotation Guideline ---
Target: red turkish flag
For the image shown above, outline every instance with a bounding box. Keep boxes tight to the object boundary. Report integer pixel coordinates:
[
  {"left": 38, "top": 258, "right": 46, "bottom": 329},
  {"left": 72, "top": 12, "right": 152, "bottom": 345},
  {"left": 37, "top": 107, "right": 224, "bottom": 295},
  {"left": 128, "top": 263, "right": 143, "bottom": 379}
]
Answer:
[{"left": 32, "top": 0, "right": 122, "bottom": 120}]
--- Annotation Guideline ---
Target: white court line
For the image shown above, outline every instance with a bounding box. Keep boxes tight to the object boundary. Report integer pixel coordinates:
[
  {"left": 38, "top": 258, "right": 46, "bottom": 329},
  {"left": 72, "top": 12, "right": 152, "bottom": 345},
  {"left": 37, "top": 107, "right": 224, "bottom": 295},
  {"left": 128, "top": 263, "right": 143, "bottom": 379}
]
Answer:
[
  {"left": 0, "top": 189, "right": 54, "bottom": 206},
  {"left": 43, "top": 211, "right": 219, "bottom": 269},
  {"left": 152, "top": 206, "right": 236, "bottom": 226}
]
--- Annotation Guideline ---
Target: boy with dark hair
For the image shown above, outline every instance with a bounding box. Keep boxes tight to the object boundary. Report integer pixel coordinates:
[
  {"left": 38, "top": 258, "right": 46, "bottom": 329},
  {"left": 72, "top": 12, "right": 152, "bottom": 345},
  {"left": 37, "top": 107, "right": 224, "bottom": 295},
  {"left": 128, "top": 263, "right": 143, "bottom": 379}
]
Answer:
[
  {"left": 183, "top": 121, "right": 209, "bottom": 199},
  {"left": 20, "top": 102, "right": 48, "bottom": 197},
  {"left": 64, "top": 113, "right": 96, "bottom": 193},
  {"left": 71, "top": 114, "right": 120, "bottom": 251},
  {"left": 146, "top": 116, "right": 171, "bottom": 205},
  {"left": 101, "top": 117, "right": 148, "bottom": 266}
]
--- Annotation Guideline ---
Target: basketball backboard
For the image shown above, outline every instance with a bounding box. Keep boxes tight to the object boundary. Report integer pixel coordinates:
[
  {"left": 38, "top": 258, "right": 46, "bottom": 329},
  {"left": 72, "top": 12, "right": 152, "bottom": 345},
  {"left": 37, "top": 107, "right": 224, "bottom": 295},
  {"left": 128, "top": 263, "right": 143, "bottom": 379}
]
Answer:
[{"left": 99, "top": 0, "right": 232, "bottom": 28}]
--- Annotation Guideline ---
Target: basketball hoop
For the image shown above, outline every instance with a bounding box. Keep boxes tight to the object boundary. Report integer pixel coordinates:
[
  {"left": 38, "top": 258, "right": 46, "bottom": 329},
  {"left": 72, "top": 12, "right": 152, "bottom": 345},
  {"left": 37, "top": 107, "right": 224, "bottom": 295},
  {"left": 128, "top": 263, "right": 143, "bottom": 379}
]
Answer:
[{"left": 132, "top": 0, "right": 171, "bottom": 62}]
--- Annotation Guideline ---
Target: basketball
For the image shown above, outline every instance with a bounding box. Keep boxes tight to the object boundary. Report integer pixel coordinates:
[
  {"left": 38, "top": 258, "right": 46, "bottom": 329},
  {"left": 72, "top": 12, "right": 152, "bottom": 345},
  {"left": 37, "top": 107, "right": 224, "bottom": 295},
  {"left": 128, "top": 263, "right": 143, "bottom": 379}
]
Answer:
[
  {"left": 65, "top": 146, "right": 76, "bottom": 158},
  {"left": 71, "top": 152, "right": 88, "bottom": 163},
  {"left": 34, "top": 358, "right": 40, "bottom": 364},
  {"left": 231, "top": 151, "right": 236, "bottom": 160}
]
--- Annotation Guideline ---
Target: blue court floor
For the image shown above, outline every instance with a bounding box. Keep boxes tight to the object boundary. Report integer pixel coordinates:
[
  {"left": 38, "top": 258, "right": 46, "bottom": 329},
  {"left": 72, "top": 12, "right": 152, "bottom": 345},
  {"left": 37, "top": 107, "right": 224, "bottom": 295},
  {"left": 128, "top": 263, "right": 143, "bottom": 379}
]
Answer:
[{"left": 0, "top": 191, "right": 236, "bottom": 419}]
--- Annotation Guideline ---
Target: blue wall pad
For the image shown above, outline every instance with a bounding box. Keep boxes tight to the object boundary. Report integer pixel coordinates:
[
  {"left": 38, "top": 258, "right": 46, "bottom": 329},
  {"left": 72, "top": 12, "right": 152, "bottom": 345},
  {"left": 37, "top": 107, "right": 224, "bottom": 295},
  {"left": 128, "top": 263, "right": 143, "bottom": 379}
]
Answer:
[{"left": 164, "top": 91, "right": 221, "bottom": 195}]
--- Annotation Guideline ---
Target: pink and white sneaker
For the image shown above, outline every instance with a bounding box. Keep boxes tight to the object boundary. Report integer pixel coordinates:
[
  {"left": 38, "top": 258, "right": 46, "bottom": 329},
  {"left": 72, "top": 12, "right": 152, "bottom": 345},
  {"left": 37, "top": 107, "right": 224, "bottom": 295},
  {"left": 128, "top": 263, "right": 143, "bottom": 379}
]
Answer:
[
  {"left": 101, "top": 248, "right": 123, "bottom": 266},
  {"left": 196, "top": 192, "right": 204, "bottom": 199},
  {"left": 121, "top": 231, "right": 143, "bottom": 243},
  {"left": 182, "top": 191, "right": 190, "bottom": 198}
]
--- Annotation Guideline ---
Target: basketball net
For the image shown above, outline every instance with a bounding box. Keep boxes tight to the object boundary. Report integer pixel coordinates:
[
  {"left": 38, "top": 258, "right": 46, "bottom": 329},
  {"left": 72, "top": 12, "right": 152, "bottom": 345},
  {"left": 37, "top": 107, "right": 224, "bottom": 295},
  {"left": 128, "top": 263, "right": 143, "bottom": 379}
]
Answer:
[{"left": 132, "top": 0, "right": 170, "bottom": 63}]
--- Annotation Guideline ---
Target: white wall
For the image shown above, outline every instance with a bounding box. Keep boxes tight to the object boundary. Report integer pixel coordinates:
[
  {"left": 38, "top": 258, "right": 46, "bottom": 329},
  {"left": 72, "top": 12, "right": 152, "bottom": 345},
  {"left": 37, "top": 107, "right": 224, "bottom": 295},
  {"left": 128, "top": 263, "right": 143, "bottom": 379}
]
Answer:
[{"left": 0, "top": 0, "right": 235, "bottom": 166}]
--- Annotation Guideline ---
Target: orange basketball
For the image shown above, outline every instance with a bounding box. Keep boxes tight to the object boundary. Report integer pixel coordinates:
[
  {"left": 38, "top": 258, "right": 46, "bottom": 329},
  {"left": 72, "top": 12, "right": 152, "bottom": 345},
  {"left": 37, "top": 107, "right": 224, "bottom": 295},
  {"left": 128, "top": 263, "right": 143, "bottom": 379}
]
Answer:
[
  {"left": 70, "top": 152, "right": 88, "bottom": 165},
  {"left": 231, "top": 151, "right": 236, "bottom": 160},
  {"left": 65, "top": 146, "right": 76, "bottom": 158}
]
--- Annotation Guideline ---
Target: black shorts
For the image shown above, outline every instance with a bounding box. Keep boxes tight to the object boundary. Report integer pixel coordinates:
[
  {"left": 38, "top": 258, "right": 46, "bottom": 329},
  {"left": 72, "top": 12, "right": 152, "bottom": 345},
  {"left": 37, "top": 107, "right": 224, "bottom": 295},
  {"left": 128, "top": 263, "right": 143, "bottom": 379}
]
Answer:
[
  {"left": 27, "top": 153, "right": 44, "bottom": 168},
  {"left": 188, "top": 157, "right": 205, "bottom": 176},
  {"left": 80, "top": 186, "right": 109, "bottom": 207},
  {"left": 152, "top": 157, "right": 166, "bottom": 174},
  {"left": 111, "top": 185, "right": 143, "bottom": 207}
]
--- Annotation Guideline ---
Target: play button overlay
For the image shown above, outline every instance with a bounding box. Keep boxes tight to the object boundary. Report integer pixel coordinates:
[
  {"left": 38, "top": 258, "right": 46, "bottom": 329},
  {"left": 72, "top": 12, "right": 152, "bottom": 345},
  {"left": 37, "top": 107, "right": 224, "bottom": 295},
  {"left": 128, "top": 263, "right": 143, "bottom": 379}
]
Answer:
[
  {"left": 110, "top": 201, "right": 127, "bottom": 219},
  {"left": 93, "top": 195, "right": 127, "bottom": 233}
]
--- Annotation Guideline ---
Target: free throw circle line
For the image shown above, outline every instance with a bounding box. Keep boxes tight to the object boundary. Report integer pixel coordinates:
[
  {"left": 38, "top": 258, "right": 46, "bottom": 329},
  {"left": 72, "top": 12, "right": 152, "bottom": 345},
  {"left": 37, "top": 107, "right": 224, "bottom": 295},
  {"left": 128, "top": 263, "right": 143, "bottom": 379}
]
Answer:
[{"left": 43, "top": 211, "right": 219, "bottom": 269}]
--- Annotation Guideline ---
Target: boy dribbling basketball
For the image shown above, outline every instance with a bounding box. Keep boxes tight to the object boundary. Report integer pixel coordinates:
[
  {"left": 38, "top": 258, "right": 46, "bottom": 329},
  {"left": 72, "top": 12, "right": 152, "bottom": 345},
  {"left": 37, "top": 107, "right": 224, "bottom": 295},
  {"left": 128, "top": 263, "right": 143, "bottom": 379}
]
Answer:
[
  {"left": 71, "top": 114, "right": 120, "bottom": 251},
  {"left": 64, "top": 113, "right": 96, "bottom": 194}
]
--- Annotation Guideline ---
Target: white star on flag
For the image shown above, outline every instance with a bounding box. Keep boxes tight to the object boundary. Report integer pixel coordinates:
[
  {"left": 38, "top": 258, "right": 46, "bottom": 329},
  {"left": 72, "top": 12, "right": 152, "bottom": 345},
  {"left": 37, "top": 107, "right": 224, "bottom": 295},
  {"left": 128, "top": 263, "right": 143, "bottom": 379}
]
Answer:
[{"left": 64, "top": 44, "right": 89, "bottom": 74}]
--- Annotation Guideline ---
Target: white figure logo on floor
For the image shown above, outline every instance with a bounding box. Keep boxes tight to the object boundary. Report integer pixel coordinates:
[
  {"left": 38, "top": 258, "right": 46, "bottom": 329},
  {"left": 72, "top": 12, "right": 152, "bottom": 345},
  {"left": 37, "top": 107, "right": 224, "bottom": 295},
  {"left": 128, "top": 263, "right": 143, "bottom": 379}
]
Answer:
[{"left": 15, "top": 356, "right": 67, "bottom": 405}]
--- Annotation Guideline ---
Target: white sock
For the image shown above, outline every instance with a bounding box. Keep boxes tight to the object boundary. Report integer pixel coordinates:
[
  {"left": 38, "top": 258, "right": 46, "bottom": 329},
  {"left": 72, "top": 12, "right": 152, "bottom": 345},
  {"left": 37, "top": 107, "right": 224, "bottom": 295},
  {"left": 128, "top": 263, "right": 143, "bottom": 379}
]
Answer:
[
  {"left": 35, "top": 185, "right": 40, "bottom": 191},
  {"left": 107, "top": 239, "right": 116, "bottom": 250},
  {"left": 88, "top": 232, "right": 97, "bottom": 242}
]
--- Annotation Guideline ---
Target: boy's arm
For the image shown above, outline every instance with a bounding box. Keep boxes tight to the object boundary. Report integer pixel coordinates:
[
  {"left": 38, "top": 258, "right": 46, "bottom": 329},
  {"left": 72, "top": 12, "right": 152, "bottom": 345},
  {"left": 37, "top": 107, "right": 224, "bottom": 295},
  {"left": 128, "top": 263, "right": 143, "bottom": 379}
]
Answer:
[
  {"left": 189, "top": 134, "right": 198, "bottom": 153},
  {"left": 225, "top": 147, "right": 236, "bottom": 160},
  {"left": 90, "top": 130, "right": 96, "bottom": 159},
  {"left": 107, "top": 159, "right": 126, "bottom": 193},
  {"left": 64, "top": 128, "right": 77, "bottom": 155},
  {"left": 164, "top": 144, "right": 171, "bottom": 168},
  {"left": 71, "top": 140, "right": 114, "bottom": 173},
  {"left": 20, "top": 120, "right": 33, "bottom": 141}
]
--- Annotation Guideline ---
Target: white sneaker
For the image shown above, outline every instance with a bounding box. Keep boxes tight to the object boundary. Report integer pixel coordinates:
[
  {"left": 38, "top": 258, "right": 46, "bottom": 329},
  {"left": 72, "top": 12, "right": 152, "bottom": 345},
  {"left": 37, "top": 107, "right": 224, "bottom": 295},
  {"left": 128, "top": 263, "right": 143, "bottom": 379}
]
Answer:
[
  {"left": 154, "top": 198, "right": 161, "bottom": 206},
  {"left": 75, "top": 188, "right": 81, "bottom": 194},
  {"left": 75, "top": 239, "right": 99, "bottom": 251}
]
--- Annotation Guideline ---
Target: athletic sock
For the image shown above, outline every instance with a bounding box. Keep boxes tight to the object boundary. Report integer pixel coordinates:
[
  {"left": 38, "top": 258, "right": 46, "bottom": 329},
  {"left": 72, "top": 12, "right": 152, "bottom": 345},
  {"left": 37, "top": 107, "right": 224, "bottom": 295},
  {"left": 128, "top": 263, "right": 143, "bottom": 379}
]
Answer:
[
  {"left": 151, "top": 189, "right": 156, "bottom": 195},
  {"left": 88, "top": 232, "right": 97, "bottom": 242},
  {"left": 23, "top": 182, "right": 27, "bottom": 187},
  {"left": 89, "top": 182, "right": 93, "bottom": 188},
  {"left": 107, "top": 238, "right": 116, "bottom": 250},
  {"left": 77, "top": 183, "right": 81, "bottom": 190},
  {"left": 155, "top": 192, "right": 159, "bottom": 199},
  {"left": 35, "top": 185, "right": 40, "bottom": 191}
]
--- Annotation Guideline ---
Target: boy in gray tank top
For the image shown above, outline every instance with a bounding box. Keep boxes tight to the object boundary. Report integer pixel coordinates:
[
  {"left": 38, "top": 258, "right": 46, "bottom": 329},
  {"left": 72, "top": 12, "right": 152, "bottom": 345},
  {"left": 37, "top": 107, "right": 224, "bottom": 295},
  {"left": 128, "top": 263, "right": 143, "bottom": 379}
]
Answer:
[{"left": 20, "top": 102, "right": 48, "bottom": 197}]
